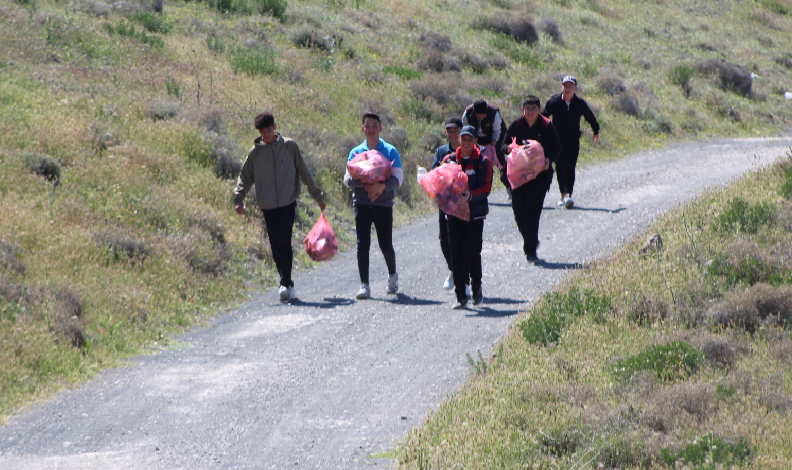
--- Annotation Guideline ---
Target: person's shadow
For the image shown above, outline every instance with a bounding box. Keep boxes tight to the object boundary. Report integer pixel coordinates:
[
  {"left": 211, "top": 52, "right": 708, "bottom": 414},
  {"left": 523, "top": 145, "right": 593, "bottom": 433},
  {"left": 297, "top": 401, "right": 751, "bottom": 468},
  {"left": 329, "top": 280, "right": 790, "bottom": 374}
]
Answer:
[
  {"left": 383, "top": 293, "right": 444, "bottom": 306},
  {"left": 288, "top": 297, "right": 356, "bottom": 309},
  {"left": 536, "top": 261, "right": 583, "bottom": 270},
  {"left": 465, "top": 306, "right": 521, "bottom": 318},
  {"left": 544, "top": 205, "right": 626, "bottom": 213}
]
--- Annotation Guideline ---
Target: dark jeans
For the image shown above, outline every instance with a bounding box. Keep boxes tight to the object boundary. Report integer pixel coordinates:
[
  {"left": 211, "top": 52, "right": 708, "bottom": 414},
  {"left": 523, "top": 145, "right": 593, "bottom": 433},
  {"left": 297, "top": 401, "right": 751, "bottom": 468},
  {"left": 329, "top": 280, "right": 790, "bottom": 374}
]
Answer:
[
  {"left": 354, "top": 205, "right": 396, "bottom": 284},
  {"left": 511, "top": 173, "right": 551, "bottom": 258},
  {"left": 438, "top": 211, "right": 452, "bottom": 271},
  {"left": 447, "top": 217, "right": 484, "bottom": 302},
  {"left": 261, "top": 202, "right": 296, "bottom": 288},
  {"left": 555, "top": 141, "right": 580, "bottom": 196}
]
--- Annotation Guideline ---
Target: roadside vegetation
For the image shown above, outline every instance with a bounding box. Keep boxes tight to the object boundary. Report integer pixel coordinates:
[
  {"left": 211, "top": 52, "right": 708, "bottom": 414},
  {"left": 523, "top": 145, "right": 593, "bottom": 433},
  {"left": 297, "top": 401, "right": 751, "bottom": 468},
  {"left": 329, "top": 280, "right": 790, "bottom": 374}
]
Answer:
[
  {"left": 1, "top": 0, "right": 791, "bottom": 421},
  {"left": 399, "top": 154, "right": 792, "bottom": 468}
]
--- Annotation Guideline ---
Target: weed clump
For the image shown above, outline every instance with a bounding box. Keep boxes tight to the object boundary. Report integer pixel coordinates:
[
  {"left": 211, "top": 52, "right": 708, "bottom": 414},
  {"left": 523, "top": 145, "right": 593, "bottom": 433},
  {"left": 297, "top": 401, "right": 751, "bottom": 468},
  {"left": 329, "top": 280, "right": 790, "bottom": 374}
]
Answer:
[
  {"left": 256, "top": 0, "right": 287, "bottom": 19},
  {"left": 291, "top": 26, "right": 336, "bottom": 51},
  {"left": 147, "top": 98, "right": 180, "bottom": 121},
  {"left": 26, "top": 154, "right": 61, "bottom": 186},
  {"left": 229, "top": 46, "right": 277, "bottom": 76},
  {"left": 179, "top": 229, "right": 231, "bottom": 276},
  {"left": 701, "top": 338, "right": 741, "bottom": 368},
  {"left": 696, "top": 59, "right": 753, "bottom": 97},
  {"left": 539, "top": 17, "right": 563, "bottom": 43},
  {"left": 597, "top": 75, "right": 626, "bottom": 96},
  {"left": 627, "top": 293, "right": 668, "bottom": 325},
  {"left": 611, "top": 341, "right": 704, "bottom": 382},
  {"left": 477, "top": 15, "right": 539, "bottom": 44},
  {"left": 420, "top": 132, "right": 445, "bottom": 153},
  {"left": 661, "top": 434, "right": 751, "bottom": 468},
  {"left": 0, "top": 241, "right": 25, "bottom": 274},
  {"left": 611, "top": 91, "right": 640, "bottom": 117},
  {"left": 94, "top": 232, "right": 149, "bottom": 262},
  {"left": 669, "top": 64, "right": 694, "bottom": 96},
  {"left": 714, "top": 197, "right": 774, "bottom": 234},
  {"left": 776, "top": 54, "right": 792, "bottom": 70},
  {"left": 520, "top": 287, "right": 612, "bottom": 345},
  {"left": 131, "top": 10, "right": 172, "bottom": 34}
]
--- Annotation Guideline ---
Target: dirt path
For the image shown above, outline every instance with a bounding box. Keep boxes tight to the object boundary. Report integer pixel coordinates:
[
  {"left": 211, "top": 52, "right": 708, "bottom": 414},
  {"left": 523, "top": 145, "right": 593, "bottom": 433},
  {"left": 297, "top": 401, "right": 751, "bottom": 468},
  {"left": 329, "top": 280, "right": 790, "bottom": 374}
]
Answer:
[{"left": 1, "top": 137, "right": 791, "bottom": 469}]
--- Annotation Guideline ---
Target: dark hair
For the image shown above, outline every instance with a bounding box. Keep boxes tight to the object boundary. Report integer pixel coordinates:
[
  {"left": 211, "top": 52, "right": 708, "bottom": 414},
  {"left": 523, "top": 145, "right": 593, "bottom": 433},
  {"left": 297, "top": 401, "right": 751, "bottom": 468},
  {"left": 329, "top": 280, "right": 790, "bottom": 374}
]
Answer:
[
  {"left": 522, "top": 96, "right": 541, "bottom": 108},
  {"left": 361, "top": 112, "right": 381, "bottom": 124},
  {"left": 473, "top": 100, "right": 488, "bottom": 114},
  {"left": 254, "top": 112, "right": 275, "bottom": 130}
]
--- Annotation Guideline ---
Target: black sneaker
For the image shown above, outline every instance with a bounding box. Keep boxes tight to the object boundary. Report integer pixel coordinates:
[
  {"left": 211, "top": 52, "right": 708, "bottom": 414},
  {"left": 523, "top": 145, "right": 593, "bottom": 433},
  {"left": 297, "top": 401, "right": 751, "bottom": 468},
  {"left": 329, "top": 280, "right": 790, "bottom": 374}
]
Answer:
[
  {"left": 526, "top": 255, "right": 543, "bottom": 265},
  {"left": 452, "top": 298, "right": 468, "bottom": 310},
  {"left": 472, "top": 286, "right": 483, "bottom": 305}
]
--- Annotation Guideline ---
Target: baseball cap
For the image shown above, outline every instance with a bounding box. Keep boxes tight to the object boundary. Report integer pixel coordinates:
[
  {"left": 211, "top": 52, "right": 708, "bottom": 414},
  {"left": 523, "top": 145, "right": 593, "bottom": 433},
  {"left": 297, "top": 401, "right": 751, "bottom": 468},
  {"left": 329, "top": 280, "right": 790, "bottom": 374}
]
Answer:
[
  {"left": 473, "top": 100, "right": 488, "bottom": 114},
  {"left": 444, "top": 117, "right": 463, "bottom": 129},
  {"left": 562, "top": 75, "right": 577, "bottom": 85},
  {"left": 460, "top": 125, "right": 478, "bottom": 138}
]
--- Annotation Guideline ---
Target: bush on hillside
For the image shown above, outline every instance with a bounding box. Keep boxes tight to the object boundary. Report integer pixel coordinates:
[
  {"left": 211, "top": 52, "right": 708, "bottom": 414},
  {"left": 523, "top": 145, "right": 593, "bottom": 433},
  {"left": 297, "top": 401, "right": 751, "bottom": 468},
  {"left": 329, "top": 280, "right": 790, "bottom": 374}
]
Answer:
[
  {"left": 540, "top": 17, "right": 563, "bottom": 43},
  {"left": 94, "top": 231, "right": 150, "bottom": 262},
  {"left": 611, "top": 341, "right": 704, "bottom": 382},
  {"left": 597, "top": 75, "right": 626, "bottom": 96},
  {"left": 611, "top": 92, "right": 640, "bottom": 117},
  {"left": 26, "top": 154, "right": 61, "bottom": 186},
  {"left": 696, "top": 59, "right": 753, "bottom": 97},
  {"left": 476, "top": 15, "right": 539, "bottom": 44},
  {"left": 0, "top": 241, "right": 25, "bottom": 275},
  {"left": 147, "top": 97, "right": 180, "bottom": 121},
  {"left": 776, "top": 54, "right": 792, "bottom": 70},
  {"left": 256, "top": 0, "right": 287, "bottom": 19}
]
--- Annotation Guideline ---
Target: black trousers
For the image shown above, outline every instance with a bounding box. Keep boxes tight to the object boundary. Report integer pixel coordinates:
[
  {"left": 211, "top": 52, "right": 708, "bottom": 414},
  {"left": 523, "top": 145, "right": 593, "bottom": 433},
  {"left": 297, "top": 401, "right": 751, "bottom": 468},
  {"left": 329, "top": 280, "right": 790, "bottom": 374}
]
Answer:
[
  {"left": 447, "top": 217, "right": 484, "bottom": 302},
  {"left": 511, "top": 173, "right": 551, "bottom": 258},
  {"left": 261, "top": 202, "right": 296, "bottom": 288},
  {"left": 438, "top": 210, "right": 452, "bottom": 271},
  {"left": 355, "top": 205, "right": 396, "bottom": 284},
  {"left": 554, "top": 141, "right": 580, "bottom": 196}
]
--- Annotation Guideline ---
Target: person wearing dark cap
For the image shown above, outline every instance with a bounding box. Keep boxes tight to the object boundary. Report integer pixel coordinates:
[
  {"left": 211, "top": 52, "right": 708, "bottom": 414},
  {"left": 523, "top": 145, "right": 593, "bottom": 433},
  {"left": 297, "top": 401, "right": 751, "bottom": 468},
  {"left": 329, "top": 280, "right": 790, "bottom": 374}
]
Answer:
[
  {"left": 541, "top": 75, "right": 600, "bottom": 209},
  {"left": 441, "top": 125, "right": 493, "bottom": 309},
  {"left": 501, "top": 96, "right": 561, "bottom": 264},
  {"left": 462, "top": 99, "right": 510, "bottom": 199},
  {"left": 432, "top": 117, "right": 463, "bottom": 292}
]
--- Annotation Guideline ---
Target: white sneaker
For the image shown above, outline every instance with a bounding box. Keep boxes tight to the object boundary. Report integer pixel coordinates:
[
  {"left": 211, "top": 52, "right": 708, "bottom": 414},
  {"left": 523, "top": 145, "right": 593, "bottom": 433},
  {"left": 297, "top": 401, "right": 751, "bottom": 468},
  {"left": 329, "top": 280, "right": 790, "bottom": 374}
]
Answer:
[
  {"left": 465, "top": 284, "right": 471, "bottom": 298},
  {"left": 356, "top": 283, "right": 371, "bottom": 299},
  {"left": 564, "top": 195, "right": 574, "bottom": 209},
  {"left": 386, "top": 273, "right": 399, "bottom": 294},
  {"left": 557, "top": 197, "right": 565, "bottom": 207},
  {"left": 279, "top": 285, "right": 293, "bottom": 302},
  {"left": 443, "top": 272, "right": 454, "bottom": 290}
]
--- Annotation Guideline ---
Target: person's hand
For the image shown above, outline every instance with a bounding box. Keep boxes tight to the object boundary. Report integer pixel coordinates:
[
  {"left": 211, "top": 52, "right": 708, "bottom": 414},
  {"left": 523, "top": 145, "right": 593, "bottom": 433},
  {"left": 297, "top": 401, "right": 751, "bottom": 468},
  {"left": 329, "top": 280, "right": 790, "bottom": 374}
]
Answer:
[
  {"left": 542, "top": 158, "right": 550, "bottom": 171},
  {"left": 460, "top": 190, "right": 471, "bottom": 201},
  {"left": 593, "top": 134, "right": 600, "bottom": 144},
  {"left": 318, "top": 199, "right": 326, "bottom": 212},
  {"left": 235, "top": 204, "right": 247, "bottom": 215},
  {"left": 363, "top": 182, "right": 386, "bottom": 194}
]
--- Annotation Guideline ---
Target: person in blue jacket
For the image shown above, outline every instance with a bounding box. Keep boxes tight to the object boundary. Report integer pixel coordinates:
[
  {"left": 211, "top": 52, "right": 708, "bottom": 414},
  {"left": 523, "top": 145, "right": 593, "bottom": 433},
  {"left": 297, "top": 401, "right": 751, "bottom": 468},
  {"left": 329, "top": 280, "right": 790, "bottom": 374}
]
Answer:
[{"left": 343, "top": 113, "right": 404, "bottom": 300}]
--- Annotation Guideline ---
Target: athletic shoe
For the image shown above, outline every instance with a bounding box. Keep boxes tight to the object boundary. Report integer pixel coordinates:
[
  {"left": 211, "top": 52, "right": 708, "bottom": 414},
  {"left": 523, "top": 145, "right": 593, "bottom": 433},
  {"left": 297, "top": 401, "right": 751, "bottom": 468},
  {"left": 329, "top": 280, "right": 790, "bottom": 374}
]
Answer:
[
  {"left": 526, "top": 255, "right": 543, "bottom": 265},
  {"left": 557, "top": 197, "right": 565, "bottom": 207},
  {"left": 279, "top": 285, "right": 293, "bottom": 302},
  {"left": 564, "top": 195, "right": 574, "bottom": 209},
  {"left": 386, "top": 273, "right": 399, "bottom": 294},
  {"left": 452, "top": 298, "right": 468, "bottom": 310},
  {"left": 465, "top": 284, "right": 471, "bottom": 298},
  {"left": 472, "top": 286, "right": 483, "bottom": 305},
  {"left": 443, "top": 272, "right": 454, "bottom": 290},
  {"left": 356, "top": 283, "right": 371, "bottom": 299}
]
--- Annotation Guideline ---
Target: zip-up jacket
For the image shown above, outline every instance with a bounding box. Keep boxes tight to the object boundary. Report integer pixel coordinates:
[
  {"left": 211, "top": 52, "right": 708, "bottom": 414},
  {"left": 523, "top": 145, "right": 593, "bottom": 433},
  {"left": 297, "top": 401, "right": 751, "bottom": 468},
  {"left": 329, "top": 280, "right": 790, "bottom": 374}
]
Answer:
[
  {"left": 432, "top": 142, "right": 457, "bottom": 170},
  {"left": 462, "top": 104, "right": 508, "bottom": 167},
  {"left": 233, "top": 134, "right": 324, "bottom": 210},
  {"left": 501, "top": 114, "right": 562, "bottom": 186},
  {"left": 343, "top": 138, "right": 404, "bottom": 207},
  {"left": 541, "top": 93, "right": 600, "bottom": 144},
  {"left": 442, "top": 145, "right": 492, "bottom": 221}
]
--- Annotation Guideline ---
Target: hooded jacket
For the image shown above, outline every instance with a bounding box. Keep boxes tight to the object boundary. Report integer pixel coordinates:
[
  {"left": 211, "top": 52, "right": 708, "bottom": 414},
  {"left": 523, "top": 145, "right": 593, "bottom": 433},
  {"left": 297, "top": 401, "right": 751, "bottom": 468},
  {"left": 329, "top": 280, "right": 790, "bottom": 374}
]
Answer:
[{"left": 233, "top": 134, "right": 324, "bottom": 210}]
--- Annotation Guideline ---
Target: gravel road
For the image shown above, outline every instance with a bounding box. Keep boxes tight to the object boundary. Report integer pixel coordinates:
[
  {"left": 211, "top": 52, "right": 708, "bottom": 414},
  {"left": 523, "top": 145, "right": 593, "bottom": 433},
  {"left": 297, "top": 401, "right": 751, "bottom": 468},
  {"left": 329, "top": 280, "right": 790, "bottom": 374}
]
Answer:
[{"left": 1, "top": 137, "right": 791, "bottom": 469}]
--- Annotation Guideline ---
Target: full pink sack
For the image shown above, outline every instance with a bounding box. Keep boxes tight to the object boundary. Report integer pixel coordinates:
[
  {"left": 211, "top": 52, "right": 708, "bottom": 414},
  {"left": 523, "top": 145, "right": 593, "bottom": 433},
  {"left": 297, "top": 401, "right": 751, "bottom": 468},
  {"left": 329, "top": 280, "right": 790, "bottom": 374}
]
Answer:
[
  {"left": 347, "top": 150, "right": 393, "bottom": 201},
  {"left": 506, "top": 138, "right": 547, "bottom": 190},
  {"left": 419, "top": 163, "right": 470, "bottom": 222},
  {"left": 304, "top": 212, "right": 338, "bottom": 262}
]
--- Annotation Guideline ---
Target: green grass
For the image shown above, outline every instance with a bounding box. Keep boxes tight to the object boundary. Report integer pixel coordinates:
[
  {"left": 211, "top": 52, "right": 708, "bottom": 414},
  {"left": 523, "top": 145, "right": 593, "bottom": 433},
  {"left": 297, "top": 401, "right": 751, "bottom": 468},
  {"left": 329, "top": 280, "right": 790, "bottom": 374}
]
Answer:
[
  {"left": 398, "top": 154, "right": 792, "bottom": 468},
  {"left": 1, "top": 0, "right": 792, "bottom": 428}
]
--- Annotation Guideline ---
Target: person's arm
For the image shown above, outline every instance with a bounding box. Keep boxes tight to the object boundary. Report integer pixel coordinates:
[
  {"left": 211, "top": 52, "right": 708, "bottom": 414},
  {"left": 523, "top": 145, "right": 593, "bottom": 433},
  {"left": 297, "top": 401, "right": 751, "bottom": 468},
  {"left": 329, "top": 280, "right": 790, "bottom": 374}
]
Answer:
[
  {"left": 293, "top": 142, "right": 326, "bottom": 210},
  {"left": 233, "top": 150, "right": 255, "bottom": 214},
  {"left": 582, "top": 100, "right": 600, "bottom": 141},
  {"left": 383, "top": 148, "right": 404, "bottom": 191},
  {"left": 543, "top": 124, "right": 562, "bottom": 164},
  {"left": 500, "top": 121, "right": 516, "bottom": 157},
  {"left": 491, "top": 112, "right": 503, "bottom": 144},
  {"left": 540, "top": 99, "right": 553, "bottom": 119},
  {"left": 432, "top": 146, "right": 445, "bottom": 170},
  {"left": 343, "top": 150, "right": 364, "bottom": 189},
  {"left": 461, "top": 109, "right": 470, "bottom": 127},
  {"left": 469, "top": 156, "right": 493, "bottom": 200}
]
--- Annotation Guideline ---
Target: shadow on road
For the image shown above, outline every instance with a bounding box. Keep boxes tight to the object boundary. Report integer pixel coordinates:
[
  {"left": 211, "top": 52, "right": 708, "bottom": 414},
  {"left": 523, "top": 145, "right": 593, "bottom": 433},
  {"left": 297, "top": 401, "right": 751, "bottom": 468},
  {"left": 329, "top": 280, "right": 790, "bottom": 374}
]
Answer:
[
  {"left": 538, "top": 261, "right": 583, "bottom": 270},
  {"left": 465, "top": 307, "right": 521, "bottom": 318},
  {"left": 383, "top": 293, "right": 445, "bottom": 306},
  {"left": 543, "top": 205, "right": 626, "bottom": 213},
  {"left": 482, "top": 296, "right": 525, "bottom": 305},
  {"left": 489, "top": 202, "right": 512, "bottom": 207},
  {"left": 288, "top": 297, "right": 356, "bottom": 309}
]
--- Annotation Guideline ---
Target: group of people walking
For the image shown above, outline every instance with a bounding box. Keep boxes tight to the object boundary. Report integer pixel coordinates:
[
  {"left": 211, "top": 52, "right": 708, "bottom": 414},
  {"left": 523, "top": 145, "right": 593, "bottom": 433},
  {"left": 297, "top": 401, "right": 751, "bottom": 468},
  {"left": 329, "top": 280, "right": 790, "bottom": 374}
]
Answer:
[{"left": 233, "top": 75, "right": 600, "bottom": 308}]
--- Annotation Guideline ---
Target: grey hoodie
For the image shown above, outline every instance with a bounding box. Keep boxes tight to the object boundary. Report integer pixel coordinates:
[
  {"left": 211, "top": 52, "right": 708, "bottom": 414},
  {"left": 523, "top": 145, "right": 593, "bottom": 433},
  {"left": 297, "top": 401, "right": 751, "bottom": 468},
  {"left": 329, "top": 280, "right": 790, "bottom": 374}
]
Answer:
[{"left": 233, "top": 134, "right": 324, "bottom": 210}]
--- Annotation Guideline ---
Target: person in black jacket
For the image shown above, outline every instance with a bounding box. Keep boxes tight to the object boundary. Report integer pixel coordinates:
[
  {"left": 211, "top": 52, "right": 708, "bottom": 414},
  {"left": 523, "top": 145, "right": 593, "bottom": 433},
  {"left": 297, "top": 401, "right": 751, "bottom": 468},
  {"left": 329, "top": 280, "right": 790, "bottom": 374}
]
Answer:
[
  {"left": 462, "top": 99, "right": 511, "bottom": 198},
  {"left": 432, "top": 117, "right": 463, "bottom": 292},
  {"left": 541, "top": 75, "right": 600, "bottom": 209},
  {"left": 501, "top": 96, "right": 561, "bottom": 264},
  {"left": 441, "top": 126, "right": 493, "bottom": 309}
]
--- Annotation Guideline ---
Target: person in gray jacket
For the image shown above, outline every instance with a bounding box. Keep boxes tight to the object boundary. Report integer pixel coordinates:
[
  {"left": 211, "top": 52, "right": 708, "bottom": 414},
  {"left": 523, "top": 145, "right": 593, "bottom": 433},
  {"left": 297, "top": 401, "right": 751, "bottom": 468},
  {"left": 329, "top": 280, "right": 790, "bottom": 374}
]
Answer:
[{"left": 234, "top": 112, "right": 326, "bottom": 302}]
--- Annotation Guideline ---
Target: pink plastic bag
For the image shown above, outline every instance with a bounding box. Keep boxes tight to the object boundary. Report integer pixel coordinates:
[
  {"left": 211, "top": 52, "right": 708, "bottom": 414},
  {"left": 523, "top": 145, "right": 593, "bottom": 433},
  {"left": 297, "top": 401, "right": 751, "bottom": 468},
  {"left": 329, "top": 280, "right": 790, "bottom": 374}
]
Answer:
[
  {"left": 347, "top": 150, "right": 393, "bottom": 201},
  {"left": 506, "top": 138, "right": 547, "bottom": 190},
  {"left": 480, "top": 144, "right": 501, "bottom": 170},
  {"left": 419, "top": 163, "right": 471, "bottom": 222},
  {"left": 304, "top": 212, "right": 338, "bottom": 262}
]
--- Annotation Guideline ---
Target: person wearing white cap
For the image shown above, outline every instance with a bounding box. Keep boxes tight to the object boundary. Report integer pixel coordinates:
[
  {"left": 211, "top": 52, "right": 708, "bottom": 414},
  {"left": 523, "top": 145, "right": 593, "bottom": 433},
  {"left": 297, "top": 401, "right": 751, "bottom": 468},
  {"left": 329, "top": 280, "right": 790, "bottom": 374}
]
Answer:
[{"left": 541, "top": 75, "right": 600, "bottom": 209}]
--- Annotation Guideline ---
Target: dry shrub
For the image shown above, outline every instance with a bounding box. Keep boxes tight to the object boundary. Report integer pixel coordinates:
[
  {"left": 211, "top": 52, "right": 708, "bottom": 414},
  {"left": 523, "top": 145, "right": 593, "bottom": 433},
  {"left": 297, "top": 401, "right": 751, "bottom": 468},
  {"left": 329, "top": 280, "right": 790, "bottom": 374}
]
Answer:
[
  {"left": 383, "top": 126, "right": 410, "bottom": 153},
  {"left": 611, "top": 91, "right": 640, "bottom": 117},
  {"left": 708, "top": 294, "right": 760, "bottom": 332},
  {"left": 627, "top": 293, "right": 668, "bottom": 325},
  {"left": 776, "top": 54, "right": 792, "bottom": 70},
  {"left": 749, "top": 283, "right": 792, "bottom": 325},
  {"left": 25, "top": 153, "right": 61, "bottom": 186},
  {"left": 709, "top": 283, "right": 792, "bottom": 332},
  {"left": 421, "top": 132, "right": 445, "bottom": 153},
  {"left": 94, "top": 231, "right": 150, "bottom": 262},
  {"left": 540, "top": 17, "right": 563, "bottom": 43},
  {"left": 291, "top": 25, "right": 336, "bottom": 51},
  {"left": 419, "top": 31, "right": 453, "bottom": 53},
  {"left": 697, "top": 42, "right": 716, "bottom": 51},
  {"left": 0, "top": 240, "right": 25, "bottom": 274},
  {"left": 760, "top": 392, "right": 792, "bottom": 414},
  {"left": 596, "top": 433, "right": 651, "bottom": 469},
  {"left": 90, "top": 123, "right": 120, "bottom": 154},
  {"left": 358, "top": 98, "right": 395, "bottom": 126},
  {"left": 81, "top": 0, "right": 111, "bottom": 17},
  {"left": 188, "top": 107, "right": 226, "bottom": 134},
  {"left": 49, "top": 286, "right": 85, "bottom": 348},
  {"left": 695, "top": 59, "right": 753, "bottom": 96},
  {"left": 177, "top": 228, "right": 231, "bottom": 277},
  {"left": 597, "top": 75, "right": 627, "bottom": 96},
  {"left": 147, "top": 97, "right": 180, "bottom": 121},
  {"left": 409, "top": 73, "right": 469, "bottom": 111},
  {"left": 658, "top": 382, "right": 717, "bottom": 425},
  {"left": 189, "top": 207, "right": 226, "bottom": 244},
  {"left": 478, "top": 15, "right": 539, "bottom": 44},
  {"left": 751, "top": 10, "right": 784, "bottom": 30},
  {"left": 701, "top": 338, "right": 741, "bottom": 368}
]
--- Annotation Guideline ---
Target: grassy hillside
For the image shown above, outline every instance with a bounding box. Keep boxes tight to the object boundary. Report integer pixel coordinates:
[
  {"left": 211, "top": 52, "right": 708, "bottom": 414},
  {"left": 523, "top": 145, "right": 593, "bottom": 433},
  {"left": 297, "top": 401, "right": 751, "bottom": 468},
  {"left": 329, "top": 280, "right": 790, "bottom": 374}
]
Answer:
[
  {"left": 398, "top": 152, "right": 792, "bottom": 469},
  {"left": 1, "top": 0, "right": 792, "bottom": 420}
]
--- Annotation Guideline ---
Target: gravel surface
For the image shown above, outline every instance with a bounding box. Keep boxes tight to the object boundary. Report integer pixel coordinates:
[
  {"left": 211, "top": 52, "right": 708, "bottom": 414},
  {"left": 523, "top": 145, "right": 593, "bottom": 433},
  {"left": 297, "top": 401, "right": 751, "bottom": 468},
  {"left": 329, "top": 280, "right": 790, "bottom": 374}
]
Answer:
[{"left": 1, "top": 137, "right": 791, "bottom": 469}]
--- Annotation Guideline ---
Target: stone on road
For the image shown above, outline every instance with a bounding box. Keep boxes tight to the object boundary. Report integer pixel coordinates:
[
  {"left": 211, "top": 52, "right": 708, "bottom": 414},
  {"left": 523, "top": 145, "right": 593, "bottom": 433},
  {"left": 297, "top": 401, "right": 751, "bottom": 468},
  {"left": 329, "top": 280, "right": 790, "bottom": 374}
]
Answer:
[{"left": 1, "top": 137, "right": 791, "bottom": 469}]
